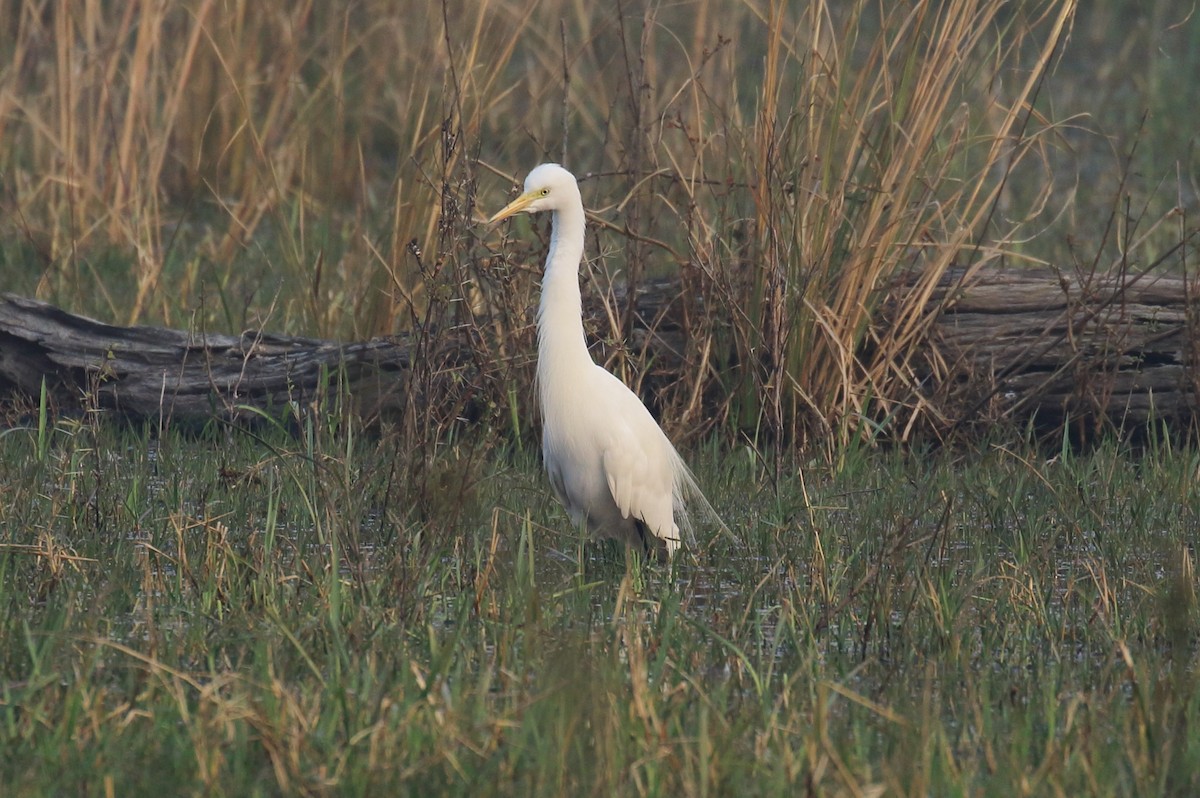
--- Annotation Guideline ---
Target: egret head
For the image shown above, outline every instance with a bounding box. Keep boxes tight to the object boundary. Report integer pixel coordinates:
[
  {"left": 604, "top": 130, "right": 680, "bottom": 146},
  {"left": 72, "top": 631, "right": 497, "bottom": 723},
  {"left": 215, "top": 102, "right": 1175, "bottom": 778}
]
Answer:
[{"left": 488, "top": 163, "right": 580, "bottom": 223}]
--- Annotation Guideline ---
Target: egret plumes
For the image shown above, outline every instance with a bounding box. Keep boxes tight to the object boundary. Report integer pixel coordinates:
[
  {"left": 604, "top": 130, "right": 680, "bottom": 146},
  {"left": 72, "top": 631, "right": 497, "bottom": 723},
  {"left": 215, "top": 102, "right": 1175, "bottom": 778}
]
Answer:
[{"left": 489, "top": 163, "right": 722, "bottom": 559}]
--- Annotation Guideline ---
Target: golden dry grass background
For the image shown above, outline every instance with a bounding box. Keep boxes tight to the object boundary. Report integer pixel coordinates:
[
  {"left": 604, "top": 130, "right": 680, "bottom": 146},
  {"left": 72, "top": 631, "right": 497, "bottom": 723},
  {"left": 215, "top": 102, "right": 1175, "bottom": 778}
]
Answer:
[{"left": 1, "top": 0, "right": 1195, "bottom": 444}]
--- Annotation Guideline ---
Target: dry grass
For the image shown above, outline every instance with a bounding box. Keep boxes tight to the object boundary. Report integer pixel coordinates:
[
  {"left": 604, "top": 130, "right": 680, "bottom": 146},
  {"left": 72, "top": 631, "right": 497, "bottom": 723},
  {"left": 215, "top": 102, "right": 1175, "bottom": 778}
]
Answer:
[
  {"left": 1, "top": 0, "right": 1195, "bottom": 447},
  {"left": 728, "top": 1, "right": 1078, "bottom": 447}
]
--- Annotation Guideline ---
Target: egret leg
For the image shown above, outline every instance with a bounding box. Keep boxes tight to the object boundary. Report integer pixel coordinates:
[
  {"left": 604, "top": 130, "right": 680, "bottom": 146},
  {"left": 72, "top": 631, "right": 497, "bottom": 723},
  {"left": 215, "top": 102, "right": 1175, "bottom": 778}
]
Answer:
[{"left": 634, "top": 519, "right": 671, "bottom": 564}]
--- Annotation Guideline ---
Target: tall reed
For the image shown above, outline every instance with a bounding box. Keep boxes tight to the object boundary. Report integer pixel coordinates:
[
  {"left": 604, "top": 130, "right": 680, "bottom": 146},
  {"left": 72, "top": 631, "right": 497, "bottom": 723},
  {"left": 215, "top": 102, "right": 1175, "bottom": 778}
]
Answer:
[
  {"left": 0, "top": 0, "right": 1127, "bottom": 449},
  {"left": 741, "top": 0, "right": 1078, "bottom": 447}
]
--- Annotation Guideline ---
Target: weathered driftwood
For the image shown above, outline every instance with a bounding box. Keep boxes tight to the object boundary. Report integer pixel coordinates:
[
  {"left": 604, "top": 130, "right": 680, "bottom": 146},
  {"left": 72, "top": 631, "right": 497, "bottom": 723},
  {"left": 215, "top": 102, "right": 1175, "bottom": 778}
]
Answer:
[
  {"left": 0, "top": 282, "right": 683, "bottom": 428},
  {"left": 0, "top": 294, "right": 413, "bottom": 424},
  {"left": 0, "top": 264, "right": 1197, "bottom": 434},
  {"left": 928, "top": 267, "right": 1198, "bottom": 431}
]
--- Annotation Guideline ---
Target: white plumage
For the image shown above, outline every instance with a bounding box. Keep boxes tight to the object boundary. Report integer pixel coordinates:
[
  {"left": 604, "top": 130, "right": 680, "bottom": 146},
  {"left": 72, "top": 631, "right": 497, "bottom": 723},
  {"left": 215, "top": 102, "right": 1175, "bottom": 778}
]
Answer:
[{"left": 489, "top": 163, "right": 720, "bottom": 559}]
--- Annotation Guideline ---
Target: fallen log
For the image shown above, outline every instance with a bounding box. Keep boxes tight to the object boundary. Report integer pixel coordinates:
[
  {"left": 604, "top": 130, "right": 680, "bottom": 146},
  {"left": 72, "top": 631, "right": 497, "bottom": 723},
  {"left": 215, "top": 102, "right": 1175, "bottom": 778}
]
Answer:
[
  {"left": 927, "top": 267, "right": 1199, "bottom": 433},
  {"left": 0, "top": 294, "right": 414, "bottom": 425},
  {"left": 0, "top": 264, "right": 1197, "bottom": 436},
  {"left": 0, "top": 282, "right": 680, "bottom": 430}
]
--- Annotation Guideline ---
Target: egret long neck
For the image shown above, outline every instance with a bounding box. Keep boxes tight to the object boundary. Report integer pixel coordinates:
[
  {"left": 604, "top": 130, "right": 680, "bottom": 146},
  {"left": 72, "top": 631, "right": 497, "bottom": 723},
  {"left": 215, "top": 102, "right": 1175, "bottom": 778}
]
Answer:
[{"left": 537, "top": 201, "right": 592, "bottom": 390}]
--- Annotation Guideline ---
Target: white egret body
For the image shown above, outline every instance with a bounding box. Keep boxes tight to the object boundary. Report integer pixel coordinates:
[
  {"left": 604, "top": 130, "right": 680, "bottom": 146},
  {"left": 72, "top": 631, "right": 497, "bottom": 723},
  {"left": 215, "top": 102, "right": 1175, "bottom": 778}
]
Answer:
[{"left": 489, "top": 163, "right": 719, "bottom": 559}]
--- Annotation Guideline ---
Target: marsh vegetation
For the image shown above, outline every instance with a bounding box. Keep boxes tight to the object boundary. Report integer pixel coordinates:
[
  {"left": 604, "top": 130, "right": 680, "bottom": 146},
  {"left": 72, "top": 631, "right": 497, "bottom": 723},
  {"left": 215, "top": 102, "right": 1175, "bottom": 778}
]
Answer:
[
  {"left": 3, "top": 412, "right": 1199, "bottom": 794},
  {"left": 2, "top": 0, "right": 1199, "bottom": 793}
]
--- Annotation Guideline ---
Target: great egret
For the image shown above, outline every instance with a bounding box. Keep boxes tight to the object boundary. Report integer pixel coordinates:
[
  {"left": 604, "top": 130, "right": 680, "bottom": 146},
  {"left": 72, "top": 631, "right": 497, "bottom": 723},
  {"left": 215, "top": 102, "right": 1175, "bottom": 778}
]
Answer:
[{"left": 489, "top": 163, "right": 721, "bottom": 559}]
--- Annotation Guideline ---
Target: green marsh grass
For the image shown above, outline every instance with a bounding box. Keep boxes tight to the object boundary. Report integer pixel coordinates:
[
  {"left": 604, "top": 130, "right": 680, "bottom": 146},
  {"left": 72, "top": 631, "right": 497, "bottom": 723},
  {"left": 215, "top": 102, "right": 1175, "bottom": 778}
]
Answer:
[{"left": 2, "top": 416, "right": 1198, "bottom": 795}]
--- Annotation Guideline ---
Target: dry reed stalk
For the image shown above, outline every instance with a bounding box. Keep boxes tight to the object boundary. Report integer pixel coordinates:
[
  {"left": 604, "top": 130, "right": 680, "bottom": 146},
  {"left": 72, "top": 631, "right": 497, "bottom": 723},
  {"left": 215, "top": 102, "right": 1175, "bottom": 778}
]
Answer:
[
  {"left": 2, "top": 0, "right": 523, "bottom": 333},
  {"left": 740, "top": 0, "right": 1079, "bottom": 446},
  {"left": 0, "top": 0, "right": 1115, "bottom": 449}
]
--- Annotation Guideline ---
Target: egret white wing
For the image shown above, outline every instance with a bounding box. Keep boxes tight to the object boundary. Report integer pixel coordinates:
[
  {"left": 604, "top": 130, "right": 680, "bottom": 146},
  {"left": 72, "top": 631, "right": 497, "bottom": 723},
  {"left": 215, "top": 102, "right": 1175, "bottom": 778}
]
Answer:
[{"left": 597, "top": 372, "right": 679, "bottom": 546}]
